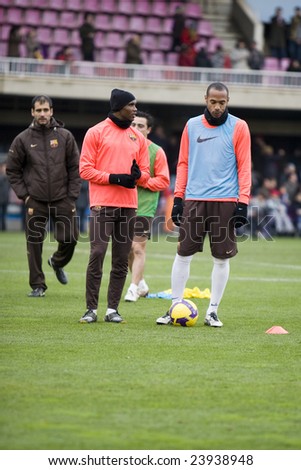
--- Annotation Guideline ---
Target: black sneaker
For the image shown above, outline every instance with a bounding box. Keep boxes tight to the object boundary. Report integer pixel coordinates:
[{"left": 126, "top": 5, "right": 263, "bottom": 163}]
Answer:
[
  {"left": 104, "top": 311, "right": 125, "bottom": 323},
  {"left": 28, "top": 287, "right": 45, "bottom": 297},
  {"left": 48, "top": 257, "right": 68, "bottom": 285},
  {"left": 79, "top": 309, "right": 97, "bottom": 323}
]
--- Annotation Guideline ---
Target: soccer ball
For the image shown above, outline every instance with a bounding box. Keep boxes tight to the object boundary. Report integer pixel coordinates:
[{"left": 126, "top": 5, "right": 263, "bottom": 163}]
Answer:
[{"left": 169, "top": 299, "right": 199, "bottom": 327}]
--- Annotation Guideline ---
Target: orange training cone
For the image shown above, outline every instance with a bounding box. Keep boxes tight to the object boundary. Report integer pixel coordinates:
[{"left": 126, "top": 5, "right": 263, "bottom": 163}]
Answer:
[{"left": 265, "top": 326, "right": 289, "bottom": 334}]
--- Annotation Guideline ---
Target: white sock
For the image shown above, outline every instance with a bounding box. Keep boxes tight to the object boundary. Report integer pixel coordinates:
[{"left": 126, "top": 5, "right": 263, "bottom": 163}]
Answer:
[
  {"left": 171, "top": 253, "right": 193, "bottom": 302},
  {"left": 106, "top": 308, "right": 116, "bottom": 315},
  {"left": 207, "top": 257, "right": 230, "bottom": 316}
]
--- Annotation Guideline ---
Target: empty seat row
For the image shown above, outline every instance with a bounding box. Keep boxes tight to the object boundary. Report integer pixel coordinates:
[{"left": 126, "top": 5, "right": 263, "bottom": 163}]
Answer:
[{"left": 5, "top": 0, "right": 203, "bottom": 19}]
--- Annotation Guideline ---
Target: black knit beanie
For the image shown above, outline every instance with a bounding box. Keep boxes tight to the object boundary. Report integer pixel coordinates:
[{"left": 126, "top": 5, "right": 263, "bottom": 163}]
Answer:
[{"left": 110, "top": 88, "right": 136, "bottom": 112}]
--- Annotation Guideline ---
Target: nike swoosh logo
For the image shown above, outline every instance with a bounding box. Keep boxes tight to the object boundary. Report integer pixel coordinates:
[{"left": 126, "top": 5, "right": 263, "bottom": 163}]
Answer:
[
  {"left": 30, "top": 144, "right": 37, "bottom": 147},
  {"left": 197, "top": 136, "right": 217, "bottom": 143},
  {"left": 226, "top": 249, "right": 234, "bottom": 255}
]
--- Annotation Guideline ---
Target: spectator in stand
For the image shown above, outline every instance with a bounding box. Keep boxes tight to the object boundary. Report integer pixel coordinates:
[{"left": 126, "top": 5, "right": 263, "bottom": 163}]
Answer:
[
  {"left": 55, "top": 46, "right": 74, "bottom": 62},
  {"left": 0, "top": 162, "right": 10, "bottom": 231},
  {"left": 79, "top": 12, "right": 95, "bottom": 61},
  {"left": 26, "top": 28, "right": 41, "bottom": 59},
  {"left": 211, "top": 44, "right": 226, "bottom": 68},
  {"left": 286, "top": 58, "right": 301, "bottom": 72},
  {"left": 125, "top": 34, "right": 143, "bottom": 64},
  {"left": 288, "top": 7, "right": 301, "bottom": 63},
  {"left": 230, "top": 39, "right": 250, "bottom": 69},
  {"left": 8, "top": 26, "right": 23, "bottom": 58},
  {"left": 181, "top": 20, "right": 198, "bottom": 48},
  {"left": 195, "top": 47, "right": 212, "bottom": 67},
  {"left": 178, "top": 43, "right": 196, "bottom": 66},
  {"left": 170, "top": 5, "right": 186, "bottom": 52},
  {"left": 268, "top": 7, "right": 287, "bottom": 63},
  {"left": 291, "top": 186, "right": 301, "bottom": 235},
  {"left": 248, "top": 41, "right": 264, "bottom": 70}
]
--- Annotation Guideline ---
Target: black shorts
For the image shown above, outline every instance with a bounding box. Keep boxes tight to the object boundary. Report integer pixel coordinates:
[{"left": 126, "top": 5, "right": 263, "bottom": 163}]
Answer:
[
  {"left": 134, "top": 216, "right": 152, "bottom": 239},
  {"left": 178, "top": 201, "right": 238, "bottom": 259}
]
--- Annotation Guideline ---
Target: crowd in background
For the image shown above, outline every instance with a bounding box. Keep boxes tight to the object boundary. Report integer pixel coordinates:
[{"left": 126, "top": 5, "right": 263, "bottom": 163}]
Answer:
[{"left": 4, "top": 4, "right": 301, "bottom": 71}]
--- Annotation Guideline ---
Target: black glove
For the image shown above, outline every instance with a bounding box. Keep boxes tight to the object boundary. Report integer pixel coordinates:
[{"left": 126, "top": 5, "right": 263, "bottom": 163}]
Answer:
[
  {"left": 131, "top": 159, "right": 141, "bottom": 180},
  {"left": 233, "top": 202, "right": 249, "bottom": 228},
  {"left": 171, "top": 197, "right": 184, "bottom": 226},
  {"left": 109, "top": 174, "right": 136, "bottom": 188}
]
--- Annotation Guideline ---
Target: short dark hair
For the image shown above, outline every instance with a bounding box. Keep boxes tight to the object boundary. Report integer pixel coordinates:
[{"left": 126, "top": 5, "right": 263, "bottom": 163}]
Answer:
[
  {"left": 31, "top": 95, "right": 53, "bottom": 108},
  {"left": 136, "top": 110, "right": 154, "bottom": 128},
  {"left": 206, "top": 82, "right": 229, "bottom": 97}
]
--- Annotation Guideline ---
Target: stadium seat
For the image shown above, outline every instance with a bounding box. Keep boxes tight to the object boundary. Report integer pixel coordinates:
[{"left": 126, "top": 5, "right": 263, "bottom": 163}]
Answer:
[
  {"left": 158, "top": 35, "right": 172, "bottom": 51},
  {"left": 59, "top": 11, "right": 79, "bottom": 29},
  {"left": 117, "top": 1, "right": 134, "bottom": 16},
  {"left": 166, "top": 52, "right": 179, "bottom": 66},
  {"left": 198, "top": 20, "right": 213, "bottom": 37},
  {"left": 99, "top": 48, "right": 116, "bottom": 63},
  {"left": 7, "top": 8, "right": 23, "bottom": 25},
  {"left": 50, "top": 0, "right": 66, "bottom": 11},
  {"left": 104, "top": 32, "right": 123, "bottom": 49},
  {"left": 111, "top": 15, "right": 129, "bottom": 32},
  {"left": 70, "top": 29, "right": 81, "bottom": 47},
  {"left": 264, "top": 57, "right": 279, "bottom": 71},
  {"left": 31, "top": 0, "right": 48, "bottom": 9},
  {"left": 162, "top": 17, "right": 173, "bottom": 34},
  {"left": 149, "top": 51, "right": 165, "bottom": 65},
  {"left": 101, "top": 0, "right": 116, "bottom": 14},
  {"left": 65, "top": 0, "right": 82, "bottom": 12},
  {"left": 281, "top": 57, "right": 290, "bottom": 71},
  {"left": 37, "top": 27, "right": 53, "bottom": 44},
  {"left": 95, "top": 14, "right": 112, "bottom": 31},
  {"left": 94, "top": 31, "right": 104, "bottom": 48},
  {"left": 53, "top": 28, "right": 70, "bottom": 46},
  {"left": 128, "top": 16, "right": 146, "bottom": 33},
  {"left": 135, "top": 1, "right": 151, "bottom": 16},
  {"left": 14, "top": 0, "right": 31, "bottom": 7},
  {"left": 115, "top": 48, "right": 126, "bottom": 63},
  {"left": 42, "top": 10, "right": 59, "bottom": 27},
  {"left": 145, "top": 17, "right": 162, "bottom": 34},
  {"left": 152, "top": 1, "right": 168, "bottom": 18},
  {"left": 24, "top": 9, "right": 41, "bottom": 26},
  {"left": 141, "top": 34, "right": 158, "bottom": 52},
  {"left": 83, "top": 0, "right": 99, "bottom": 13},
  {"left": 185, "top": 2, "right": 203, "bottom": 19}
]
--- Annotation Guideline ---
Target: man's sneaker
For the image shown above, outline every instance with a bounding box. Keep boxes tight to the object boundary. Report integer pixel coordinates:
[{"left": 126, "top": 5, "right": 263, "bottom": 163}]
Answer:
[
  {"left": 104, "top": 311, "right": 125, "bottom": 323},
  {"left": 204, "top": 312, "right": 223, "bottom": 327},
  {"left": 124, "top": 286, "right": 139, "bottom": 302},
  {"left": 48, "top": 257, "right": 68, "bottom": 285},
  {"left": 137, "top": 279, "right": 149, "bottom": 297},
  {"left": 79, "top": 309, "right": 97, "bottom": 323},
  {"left": 28, "top": 287, "right": 45, "bottom": 297},
  {"left": 156, "top": 312, "right": 171, "bottom": 325}
]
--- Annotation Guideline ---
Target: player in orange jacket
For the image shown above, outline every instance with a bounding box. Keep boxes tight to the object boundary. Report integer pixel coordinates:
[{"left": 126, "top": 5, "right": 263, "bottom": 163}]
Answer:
[{"left": 79, "top": 89, "right": 150, "bottom": 324}]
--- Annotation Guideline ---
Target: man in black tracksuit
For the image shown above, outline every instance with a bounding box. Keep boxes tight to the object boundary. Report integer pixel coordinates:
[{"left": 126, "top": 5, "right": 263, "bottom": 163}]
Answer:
[{"left": 6, "top": 95, "right": 81, "bottom": 297}]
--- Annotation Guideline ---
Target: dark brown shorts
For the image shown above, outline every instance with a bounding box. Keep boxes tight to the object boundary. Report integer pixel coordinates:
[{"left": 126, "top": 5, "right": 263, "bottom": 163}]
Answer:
[
  {"left": 134, "top": 216, "right": 152, "bottom": 239},
  {"left": 178, "top": 201, "right": 238, "bottom": 259}
]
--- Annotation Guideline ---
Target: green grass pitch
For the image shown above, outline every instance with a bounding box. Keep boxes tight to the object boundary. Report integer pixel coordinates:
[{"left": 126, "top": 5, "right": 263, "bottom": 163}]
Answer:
[{"left": 0, "top": 231, "right": 300, "bottom": 450}]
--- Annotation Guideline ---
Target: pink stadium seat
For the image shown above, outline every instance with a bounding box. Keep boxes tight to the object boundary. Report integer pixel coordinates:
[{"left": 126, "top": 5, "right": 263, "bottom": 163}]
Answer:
[
  {"left": 281, "top": 57, "right": 290, "bottom": 71},
  {"left": 7, "top": 8, "right": 23, "bottom": 25},
  {"left": 37, "top": 27, "right": 53, "bottom": 44},
  {"left": 50, "top": 0, "right": 66, "bottom": 10},
  {"left": 141, "top": 34, "right": 158, "bottom": 52},
  {"left": 111, "top": 15, "right": 129, "bottom": 31},
  {"left": 104, "top": 32, "right": 123, "bottom": 49},
  {"left": 0, "top": 25, "right": 10, "bottom": 41},
  {"left": 145, "top": 17, "right": 162, "bottom": 34},
  {"left": 14, "top": 0, "right": 31, "bottom": 7},
  {"left": 197, "top": 20, "right": 213, "bottom": 37},
  {"left": 42, "top": 10, "right": 59, "bottom": 27},
  {"left": 94, "top": 31, "right": 104, "bottom": 48},
  {"left": 149, "top": 51, "right": 165, "bottom": 65},
  {"left": 152, "top": 1, "right": 168, "bottom": 17},
  {"left": 70, "top": 29, "right": 81, "bottom": 47},
  {"left": 135, "top": 1, "right": 151, "bottom": 16},
  {"left": 95, "top": 14, "right": 112, "bottom": 31},
  {"left": 185, "top": 2, "right": 203, "bottom": 19},
  {"left": 83, "top": 0, "right": 99, "bottom": 13},
  {"left": 100, "top": 0, "right": 116, "bottom": 14},
  {"left": 157, "top": 35, "right": 172, "bottom": 51},
  {"left": 24, "top": 9, "right": 42, "bottom": 26},
  {"left": 99, "top": 48, "right": 116, "bottom": 63},
  {"left": 31, "top": 0, "right": 48, "bottom": 8},
  {"left": 128, "top": 16, "right": 145, "bottom": 33},
  {"left": 60, "top": 11, "right": 79, "bottom": 29},
  {"left": 65, "top": 0, "right": 83, "bottom": 12},
  {"left": 0, "top": 7, "right": 5, "bottom": 24},
  {"left": 207, "top": 37, "right": 222, "bottom": 53},
  {"left": 53, "top": 28, "right": 70, "bottom": 46},
  {"left": 264, "top": 57, "right": 279, "bottom": 71},
  {"left": 162, "top": 17, "right": 173, "bottom": 34},
  {"left": 166, "top": 52, "right": 179, "bottom": 66},
  {"left": 168, "top": 2, "right": 183, "bottom": 15},
  {"left": 117, "top": 1, "right": 134, "bottom": 16},
  {"left": 115, "top": 48, "right": 126, "bottom": 63}
]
